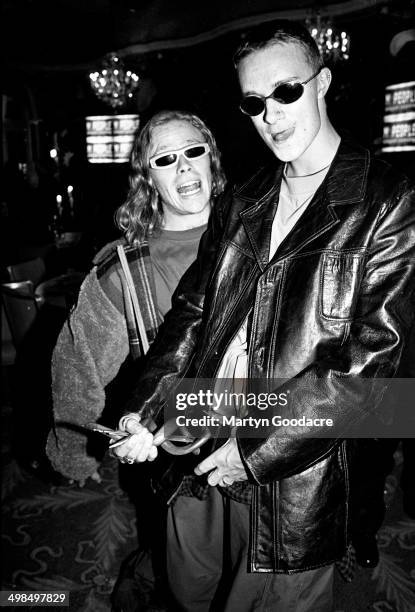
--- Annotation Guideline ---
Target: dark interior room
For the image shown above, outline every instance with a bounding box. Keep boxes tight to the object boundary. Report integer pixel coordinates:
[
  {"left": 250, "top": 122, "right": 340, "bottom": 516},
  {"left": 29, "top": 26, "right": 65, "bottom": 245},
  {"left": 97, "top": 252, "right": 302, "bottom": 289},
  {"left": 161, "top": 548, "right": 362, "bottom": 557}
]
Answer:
[{"left": 1, "top": 1, "right": 415, "bottom": 611}]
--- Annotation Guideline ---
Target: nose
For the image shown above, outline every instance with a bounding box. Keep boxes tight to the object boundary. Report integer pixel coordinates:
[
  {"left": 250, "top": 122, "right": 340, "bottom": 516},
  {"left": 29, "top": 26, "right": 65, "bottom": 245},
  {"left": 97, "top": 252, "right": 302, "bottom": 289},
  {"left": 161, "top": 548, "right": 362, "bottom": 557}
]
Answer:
[
  {"left": 177, "top": 153, "right": 192, "bottom": 173},
  {"left": 262, "top": 98, "right": 284, "bottom": 125}
]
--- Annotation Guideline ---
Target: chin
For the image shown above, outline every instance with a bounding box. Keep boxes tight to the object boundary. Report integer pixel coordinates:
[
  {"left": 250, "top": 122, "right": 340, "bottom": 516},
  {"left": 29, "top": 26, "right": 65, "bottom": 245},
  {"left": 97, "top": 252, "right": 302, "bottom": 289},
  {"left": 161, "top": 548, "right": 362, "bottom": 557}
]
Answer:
[
  {"left": 188, "top": 194, "right": 209, "bottom": 208},
  {"left": 271, "top": 141, "right": 307, "bottom": 164},
  {"left": 270, "top": 146, "right": 295, "bottom": 163}
]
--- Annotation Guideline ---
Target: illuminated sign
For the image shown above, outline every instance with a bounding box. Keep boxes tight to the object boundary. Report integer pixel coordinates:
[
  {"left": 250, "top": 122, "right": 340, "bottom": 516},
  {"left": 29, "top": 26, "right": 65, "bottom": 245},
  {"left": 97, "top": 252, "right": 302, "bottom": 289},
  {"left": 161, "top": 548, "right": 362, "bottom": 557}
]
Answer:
[
  {"left": 381, "top": 81, "right": 415, "bottom": 153},
  {"left": 85, "top": 114, "right": 140, "bottom": 163}
]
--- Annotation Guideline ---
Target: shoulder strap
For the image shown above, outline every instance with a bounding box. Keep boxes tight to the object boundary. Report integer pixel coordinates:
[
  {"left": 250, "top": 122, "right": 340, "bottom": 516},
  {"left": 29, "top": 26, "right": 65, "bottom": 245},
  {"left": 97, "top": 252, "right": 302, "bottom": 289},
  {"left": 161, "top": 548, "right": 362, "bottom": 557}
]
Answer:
[
  {"left": 93, "top": 238, "right": 124, "bottom": 266},
  {"left": 116, "top": 245, "right": 150, "bottom": 354}
]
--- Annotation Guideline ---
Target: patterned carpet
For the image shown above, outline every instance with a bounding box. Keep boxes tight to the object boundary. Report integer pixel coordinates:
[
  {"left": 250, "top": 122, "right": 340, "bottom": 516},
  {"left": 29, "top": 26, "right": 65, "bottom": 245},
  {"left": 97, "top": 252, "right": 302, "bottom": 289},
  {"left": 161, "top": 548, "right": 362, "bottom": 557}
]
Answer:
[{"left": 1, "top": 398, "right": 414, "bottom": 611}]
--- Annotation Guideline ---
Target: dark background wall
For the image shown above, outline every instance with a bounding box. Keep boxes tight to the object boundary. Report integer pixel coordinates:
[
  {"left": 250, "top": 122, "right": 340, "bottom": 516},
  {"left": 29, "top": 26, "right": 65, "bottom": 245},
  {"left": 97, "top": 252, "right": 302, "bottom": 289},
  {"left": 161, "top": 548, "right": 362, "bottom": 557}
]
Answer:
[{"left": 2, "top": 1, "right": 414, "bottom": 263}]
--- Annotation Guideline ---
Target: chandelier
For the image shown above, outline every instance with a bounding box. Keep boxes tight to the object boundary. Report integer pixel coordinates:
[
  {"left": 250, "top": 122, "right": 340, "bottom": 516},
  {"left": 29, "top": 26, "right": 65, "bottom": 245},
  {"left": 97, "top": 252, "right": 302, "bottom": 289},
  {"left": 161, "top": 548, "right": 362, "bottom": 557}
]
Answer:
[
  {"left": 89, "top": 54, "right": 140, "bottom": 109},
  {"left": 306, "top": 15, "right": 350, "bottom": 62}
]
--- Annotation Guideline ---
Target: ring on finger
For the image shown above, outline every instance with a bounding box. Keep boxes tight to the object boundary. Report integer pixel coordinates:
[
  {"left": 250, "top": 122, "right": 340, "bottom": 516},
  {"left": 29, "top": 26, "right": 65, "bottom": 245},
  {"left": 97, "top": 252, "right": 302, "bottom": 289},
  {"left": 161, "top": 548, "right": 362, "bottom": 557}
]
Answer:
[
  {"left": 126, "top": 458, "right": 135, "bottom": 465},
  {"left": 119, "top": 414, "right": 141, "bottom": 431}
]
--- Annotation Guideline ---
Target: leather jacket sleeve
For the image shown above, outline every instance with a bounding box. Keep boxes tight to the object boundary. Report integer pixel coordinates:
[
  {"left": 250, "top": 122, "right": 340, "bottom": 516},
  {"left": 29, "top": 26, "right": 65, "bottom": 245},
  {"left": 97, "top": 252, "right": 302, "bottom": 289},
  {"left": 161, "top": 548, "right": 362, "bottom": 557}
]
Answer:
[
  {"left": 122, "top": 193, "right": 230, "bottom": 424},
  {"left": 237, "top": 182, "right": 415, "bottom": 484}
]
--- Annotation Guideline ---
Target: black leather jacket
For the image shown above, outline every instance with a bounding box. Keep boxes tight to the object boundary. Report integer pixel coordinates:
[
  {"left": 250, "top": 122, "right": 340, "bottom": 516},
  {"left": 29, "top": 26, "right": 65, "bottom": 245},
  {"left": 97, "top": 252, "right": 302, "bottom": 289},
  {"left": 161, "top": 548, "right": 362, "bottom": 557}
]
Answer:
[{"left": 125, "top": 137, "right": 415, "bottom": 572}]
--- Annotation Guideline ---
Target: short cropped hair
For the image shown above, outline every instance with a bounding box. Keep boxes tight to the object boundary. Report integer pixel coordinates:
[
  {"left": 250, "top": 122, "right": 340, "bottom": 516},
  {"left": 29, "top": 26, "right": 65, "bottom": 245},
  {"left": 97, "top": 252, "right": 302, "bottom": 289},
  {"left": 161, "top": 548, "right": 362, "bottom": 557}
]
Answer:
[
  {"left": 233, "top": 20, "right": 323, "bottom": 72},
  {"left": 115, "top": 110, "right": 226, "bottom": 244}
]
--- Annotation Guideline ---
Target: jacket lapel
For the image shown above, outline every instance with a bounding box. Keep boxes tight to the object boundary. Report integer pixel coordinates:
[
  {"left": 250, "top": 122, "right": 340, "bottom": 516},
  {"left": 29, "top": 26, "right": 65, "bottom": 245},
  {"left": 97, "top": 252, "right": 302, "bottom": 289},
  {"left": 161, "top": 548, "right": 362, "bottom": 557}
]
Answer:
[
  {"left": 269, "top": 184, "right": 339, "bottom": 264},
  {"left": 239, "top": 165, "right": 282, "bottom": 271},
  {"left": 237, "top": 137, "right": 369, "bottom": 267}
]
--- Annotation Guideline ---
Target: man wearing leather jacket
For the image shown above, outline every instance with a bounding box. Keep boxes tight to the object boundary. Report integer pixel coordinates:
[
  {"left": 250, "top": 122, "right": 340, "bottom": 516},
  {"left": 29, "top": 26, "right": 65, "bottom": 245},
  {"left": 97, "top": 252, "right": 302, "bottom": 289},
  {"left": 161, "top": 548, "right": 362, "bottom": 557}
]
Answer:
[{"left": 111, "top": 21, "right": 415, "bottom": 612}]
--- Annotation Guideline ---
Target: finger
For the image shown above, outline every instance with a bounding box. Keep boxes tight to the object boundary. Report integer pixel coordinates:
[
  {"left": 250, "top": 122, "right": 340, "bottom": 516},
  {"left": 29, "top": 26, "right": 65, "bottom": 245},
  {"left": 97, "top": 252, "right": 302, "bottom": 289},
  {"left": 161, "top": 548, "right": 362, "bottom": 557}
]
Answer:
[
  {"left": 207, "top": 469, "right": 222, "bottom": 487},
  {"left": 111, "top": 441, "right": 129, "bottom": 458},
  {"left": 136, "top": 430, "right": 155, "bottom": 459},
  {"left": 194, "top": 451, "right": 220, "bottom": 476},
  {"left": 112, "top": 428, "right": 152, "bottom": 458},
  {"left": 222, "top": 475, "right": 234, "bottom": 486},
  {"left": 136, "top": 435, "right": 156, "bottom": 463},
  {"left": 126, "top": 420, "right": 144, "bottom": 434},
  {"left": 147, "top": 445, "right": 158, "bottom": 462},
  {"left": 117, "top": 430, "right": 153, "bottom": 462},
  {"left": 119, "top": 414, "right": 142, "bottom": 434}
]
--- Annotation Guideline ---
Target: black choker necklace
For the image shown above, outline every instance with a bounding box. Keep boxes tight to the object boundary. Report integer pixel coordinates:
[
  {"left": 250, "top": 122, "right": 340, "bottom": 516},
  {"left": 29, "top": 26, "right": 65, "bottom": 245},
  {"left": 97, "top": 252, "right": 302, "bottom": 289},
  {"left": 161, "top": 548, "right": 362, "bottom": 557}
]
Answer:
[{"left": 285, "top": 162, "right": 331, "bottom": 178}]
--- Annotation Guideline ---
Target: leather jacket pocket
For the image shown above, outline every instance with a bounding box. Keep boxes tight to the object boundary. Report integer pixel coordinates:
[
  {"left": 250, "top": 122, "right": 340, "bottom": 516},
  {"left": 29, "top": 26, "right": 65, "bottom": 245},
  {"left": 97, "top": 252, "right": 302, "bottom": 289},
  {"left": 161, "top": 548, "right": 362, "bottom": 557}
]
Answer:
[{"left": 320, "top": 252, "right": 364, "bottom": 321}]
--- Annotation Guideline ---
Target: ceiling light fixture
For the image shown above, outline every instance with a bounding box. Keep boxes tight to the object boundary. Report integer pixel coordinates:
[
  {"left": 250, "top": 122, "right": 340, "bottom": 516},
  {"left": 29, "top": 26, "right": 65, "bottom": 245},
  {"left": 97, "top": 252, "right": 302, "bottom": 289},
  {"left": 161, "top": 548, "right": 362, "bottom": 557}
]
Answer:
[
  {"left": 89, "top": 54, "right": 140, "bottom": 109},
  {"left": 85, "top": 114, "right": 140, "bottom": 164},
  {"left": 306, "top": 13, "right": 350, "bottom": 62}
]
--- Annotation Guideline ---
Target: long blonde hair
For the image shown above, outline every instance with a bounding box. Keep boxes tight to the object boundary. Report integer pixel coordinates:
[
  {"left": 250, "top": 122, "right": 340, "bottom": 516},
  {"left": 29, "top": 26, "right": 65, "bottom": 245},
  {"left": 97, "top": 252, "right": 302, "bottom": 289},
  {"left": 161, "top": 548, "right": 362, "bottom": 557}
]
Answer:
[{"left": 115, "top": 110, "right": 227, "bottom": 244}]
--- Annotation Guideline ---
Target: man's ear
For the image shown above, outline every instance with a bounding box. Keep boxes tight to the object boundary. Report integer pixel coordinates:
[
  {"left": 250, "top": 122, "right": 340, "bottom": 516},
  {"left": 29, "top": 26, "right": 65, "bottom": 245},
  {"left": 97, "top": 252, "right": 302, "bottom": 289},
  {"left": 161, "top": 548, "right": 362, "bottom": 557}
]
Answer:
[{"left": 317, "top": 67, "right": 332, "bottom": 99}]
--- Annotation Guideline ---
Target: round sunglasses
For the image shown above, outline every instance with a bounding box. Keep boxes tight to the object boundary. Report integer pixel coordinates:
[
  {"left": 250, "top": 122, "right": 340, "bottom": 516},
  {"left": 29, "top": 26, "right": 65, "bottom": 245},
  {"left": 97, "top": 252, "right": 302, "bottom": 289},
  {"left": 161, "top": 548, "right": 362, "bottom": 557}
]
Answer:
[
  {"left": 239, "top": 68, "right": 322, "bottom": 117},
  {"left": 149, "top": 142, "right": 210, "bottom": 169}
]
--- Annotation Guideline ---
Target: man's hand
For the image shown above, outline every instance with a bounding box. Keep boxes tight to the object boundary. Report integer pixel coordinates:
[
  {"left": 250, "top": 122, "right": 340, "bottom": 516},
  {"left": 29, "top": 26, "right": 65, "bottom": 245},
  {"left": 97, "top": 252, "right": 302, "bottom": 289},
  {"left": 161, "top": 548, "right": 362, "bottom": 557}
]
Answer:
[
  {"left": 194, "top": 438, "right": 248, "bottom": 486},
  {"left": 111, "top": 414, "right": 158, "bottom": 464}
]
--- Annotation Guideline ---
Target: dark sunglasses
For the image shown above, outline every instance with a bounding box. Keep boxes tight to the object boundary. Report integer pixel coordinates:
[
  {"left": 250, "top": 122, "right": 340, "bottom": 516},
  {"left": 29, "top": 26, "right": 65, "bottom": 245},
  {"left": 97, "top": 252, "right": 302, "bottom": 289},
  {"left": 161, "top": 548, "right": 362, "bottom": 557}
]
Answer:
[
  {"left": 149, "top": 142, "right": 210, "bottom": 169},
  {"left": 239, "top": 68, "right": 322, "bottom": 117}
]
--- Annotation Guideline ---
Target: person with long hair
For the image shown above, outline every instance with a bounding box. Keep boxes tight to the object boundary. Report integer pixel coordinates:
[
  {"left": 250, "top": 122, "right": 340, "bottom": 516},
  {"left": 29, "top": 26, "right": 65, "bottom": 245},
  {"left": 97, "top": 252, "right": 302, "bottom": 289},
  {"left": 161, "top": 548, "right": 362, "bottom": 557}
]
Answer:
[{"left": 46, "top": 109, "right": 226, "bottom": 484}]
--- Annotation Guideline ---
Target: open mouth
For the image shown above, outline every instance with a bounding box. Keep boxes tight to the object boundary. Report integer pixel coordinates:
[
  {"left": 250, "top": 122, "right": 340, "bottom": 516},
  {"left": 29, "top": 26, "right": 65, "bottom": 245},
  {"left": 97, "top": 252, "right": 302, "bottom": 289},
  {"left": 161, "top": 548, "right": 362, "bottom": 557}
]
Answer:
[{"left": 177, "top": 180, "right": 201, "bottom": 196}]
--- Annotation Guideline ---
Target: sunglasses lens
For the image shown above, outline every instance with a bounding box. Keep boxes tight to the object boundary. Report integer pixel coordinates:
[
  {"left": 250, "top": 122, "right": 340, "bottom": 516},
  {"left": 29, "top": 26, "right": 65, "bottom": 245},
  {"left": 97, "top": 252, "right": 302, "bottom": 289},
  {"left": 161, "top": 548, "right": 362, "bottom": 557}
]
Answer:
[
  {"left": 153, "top": 153, "right": 178, "bottom": 168},
  {"left": 239, "top": 82, "right": 305, "bottom": 116},
  {"left": 274, "top": 83, "right": 304, "bottom": 104},
  {"left": 151, "top": 144, "right": 208, "bottom": 168},
  {"left": 240, "top": 97, "right": 265, "bottom": 117},
  {"left": 185, "top": 145, "right": 208, "bottom": 159}
]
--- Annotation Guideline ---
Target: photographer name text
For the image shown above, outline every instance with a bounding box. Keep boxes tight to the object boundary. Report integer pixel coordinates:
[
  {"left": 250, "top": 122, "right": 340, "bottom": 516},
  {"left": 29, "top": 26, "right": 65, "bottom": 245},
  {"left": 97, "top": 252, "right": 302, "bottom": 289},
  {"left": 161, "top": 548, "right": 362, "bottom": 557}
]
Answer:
[{"left": 176, "top": 414, "right": 333, "bottom": 429}]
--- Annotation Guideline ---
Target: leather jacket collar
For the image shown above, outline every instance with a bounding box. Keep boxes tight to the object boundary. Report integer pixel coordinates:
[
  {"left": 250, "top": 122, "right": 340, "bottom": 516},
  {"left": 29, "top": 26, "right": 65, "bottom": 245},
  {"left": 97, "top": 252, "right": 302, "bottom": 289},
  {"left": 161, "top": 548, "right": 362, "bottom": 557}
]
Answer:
[
  {"left": 235, "top": 136, "right": 369, "bottom": 205},
  {"left": 234, "top": 136, "right": 370, "bottom": 270}
]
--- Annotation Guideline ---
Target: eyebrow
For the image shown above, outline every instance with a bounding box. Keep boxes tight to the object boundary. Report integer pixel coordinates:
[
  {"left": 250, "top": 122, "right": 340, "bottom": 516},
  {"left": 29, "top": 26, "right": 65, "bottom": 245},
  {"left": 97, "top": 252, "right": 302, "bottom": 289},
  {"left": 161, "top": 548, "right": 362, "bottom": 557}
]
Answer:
[
  {"left": 274, "top": 75, "right": 301, "bottom": 86},
  {"left": 243, "top": 75, "right": 301, "bottom": 97},
  {"left": 153, "top": 139, "right": 203, "bottom": 154}
]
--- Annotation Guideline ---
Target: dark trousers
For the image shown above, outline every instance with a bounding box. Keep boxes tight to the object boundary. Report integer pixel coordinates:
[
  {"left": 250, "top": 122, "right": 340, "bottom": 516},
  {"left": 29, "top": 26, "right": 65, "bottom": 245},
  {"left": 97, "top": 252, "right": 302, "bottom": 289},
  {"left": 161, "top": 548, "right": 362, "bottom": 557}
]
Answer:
[{"left": 167, "top": 488, "right": 334, "bottom": 612}]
